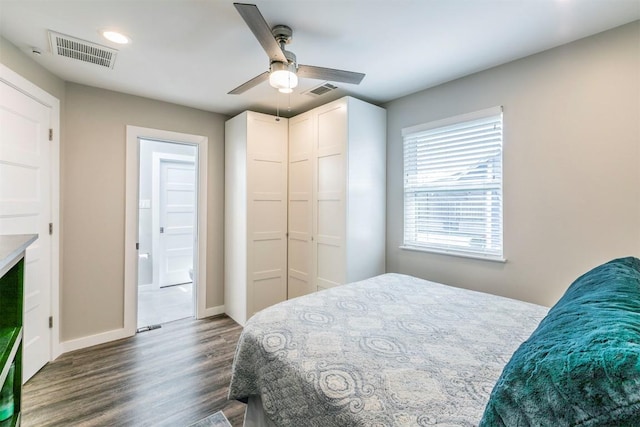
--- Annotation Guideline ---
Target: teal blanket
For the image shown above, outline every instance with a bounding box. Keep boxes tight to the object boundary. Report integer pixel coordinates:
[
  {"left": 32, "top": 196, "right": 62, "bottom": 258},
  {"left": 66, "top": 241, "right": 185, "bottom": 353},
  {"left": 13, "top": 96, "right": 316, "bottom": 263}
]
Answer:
[{"left": 481, "top": 257, "right": 640, "bottom": 426}]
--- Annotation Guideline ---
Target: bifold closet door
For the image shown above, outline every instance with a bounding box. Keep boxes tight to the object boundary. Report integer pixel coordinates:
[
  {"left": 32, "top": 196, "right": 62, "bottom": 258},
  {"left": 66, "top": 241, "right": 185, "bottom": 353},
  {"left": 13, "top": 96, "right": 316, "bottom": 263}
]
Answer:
[
  {"left": 247, "top": 113, "right": 288, "bottom": 316},
  {"left": 314, "top": 103, "right": 347, "bottom": 291},
  {"left": 288, "top": 113, "right": 314, "bottom": 298}
]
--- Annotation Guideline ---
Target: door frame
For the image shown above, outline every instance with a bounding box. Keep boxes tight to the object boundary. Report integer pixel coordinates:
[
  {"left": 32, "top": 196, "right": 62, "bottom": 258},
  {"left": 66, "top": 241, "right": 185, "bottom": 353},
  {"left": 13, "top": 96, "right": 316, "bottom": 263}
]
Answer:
[
  {"left": 152, "top": 152, "right": 196, "bottom": 289},
  {"left": 0, "top": 64, "right": 61, "bottom": 361},
  {"left": 124, "top": 126, "right": 208, "bottom": 337}
]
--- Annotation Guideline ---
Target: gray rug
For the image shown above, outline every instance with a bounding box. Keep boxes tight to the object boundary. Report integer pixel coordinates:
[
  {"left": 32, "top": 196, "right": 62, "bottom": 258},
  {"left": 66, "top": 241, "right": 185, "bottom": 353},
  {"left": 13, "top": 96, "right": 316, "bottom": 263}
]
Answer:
[{"left": 187, "top": 411, "right": 232, "bottom": 427}]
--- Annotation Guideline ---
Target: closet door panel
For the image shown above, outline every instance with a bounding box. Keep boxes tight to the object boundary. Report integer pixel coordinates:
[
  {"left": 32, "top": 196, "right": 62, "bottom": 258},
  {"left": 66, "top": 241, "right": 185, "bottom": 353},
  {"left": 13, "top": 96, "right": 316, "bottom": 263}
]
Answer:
[
  {"left": 252, "top": 274, "right": 286, "bottom": 314},
  {"left": 317, "top": 104, "right": 346, "bottom": 151},
  {"left": 314, "top": 104, "right": 346, "bottom": 290},
  {"left": 288, "top": 114, "right": 314, "bottom": 298},
  {"left": 247, "top": 113, "right": 288, "bottom": 319},
  {"left": 252, "top": 159, "right": 284, "bottom": 193},
  {"left": 317, "top": 200, "right": 341, "bottom": 237},
  {"left": 316, "top": 154, "right": 343, "bottom": 194},
  {"left": 316, "top": 238, "right": 343, "bottom": 290},
  {"left": 288, "top": 195, "right": 310, "bottom": 298}
]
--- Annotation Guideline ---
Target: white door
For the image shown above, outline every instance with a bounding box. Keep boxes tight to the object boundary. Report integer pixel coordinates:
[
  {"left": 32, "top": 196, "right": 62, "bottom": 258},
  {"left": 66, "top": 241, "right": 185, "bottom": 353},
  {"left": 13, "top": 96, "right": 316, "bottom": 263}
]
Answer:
[
  {"left": 314, "top": 103, "right": 347, "bottom": 291},
  {"left": 158, "top": 159, "right": 195, "bottom": 287},
  {"left": 0, "top": 81, "right": 52, "bottom": 381},
  {"left": 287, "top": 112, "right": 315, "bottom": 298},
  {"left": 246, "top": 112, "right": 288, "bottom": 317}
]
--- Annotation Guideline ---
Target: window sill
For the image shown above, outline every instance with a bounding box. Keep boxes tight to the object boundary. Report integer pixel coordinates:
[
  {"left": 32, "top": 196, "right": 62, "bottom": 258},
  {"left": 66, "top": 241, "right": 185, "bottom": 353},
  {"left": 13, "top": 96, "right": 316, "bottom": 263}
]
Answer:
[{"left": 399, "top": 245, "right": 507, "bottom": 263}]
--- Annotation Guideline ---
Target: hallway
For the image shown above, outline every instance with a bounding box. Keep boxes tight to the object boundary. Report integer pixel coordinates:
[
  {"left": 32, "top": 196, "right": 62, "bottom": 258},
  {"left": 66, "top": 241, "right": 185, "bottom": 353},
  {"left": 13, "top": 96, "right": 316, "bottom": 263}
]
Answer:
[{"left": 137, "top": 283, "right": 193, "bottom": 328}]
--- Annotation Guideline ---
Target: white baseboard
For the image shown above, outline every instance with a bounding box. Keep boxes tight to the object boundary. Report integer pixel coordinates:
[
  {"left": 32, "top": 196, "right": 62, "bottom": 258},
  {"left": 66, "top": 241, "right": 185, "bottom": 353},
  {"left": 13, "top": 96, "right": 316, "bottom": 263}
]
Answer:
[
  {"left": 60, "top": 327, "right": 133, "bottom": 354},
  {"left": 200, "top": 304, "right": 225, "bottom": 319},
  {"left": 59, "top": 305, "right": 226, "bottom": 356}
]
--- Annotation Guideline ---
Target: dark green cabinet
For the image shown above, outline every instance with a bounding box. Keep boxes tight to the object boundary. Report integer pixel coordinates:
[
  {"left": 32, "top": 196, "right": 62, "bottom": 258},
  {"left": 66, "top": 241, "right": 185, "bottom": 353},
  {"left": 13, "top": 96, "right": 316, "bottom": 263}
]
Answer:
[{"left": 0, "top": 235, "right": 37, "bottom": 427}]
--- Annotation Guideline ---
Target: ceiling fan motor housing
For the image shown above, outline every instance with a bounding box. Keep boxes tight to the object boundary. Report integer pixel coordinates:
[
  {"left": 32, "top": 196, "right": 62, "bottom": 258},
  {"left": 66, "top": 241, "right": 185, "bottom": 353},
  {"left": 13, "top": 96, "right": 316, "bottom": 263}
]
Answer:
[
  {"left": 272, "top": 25, "right": 293, "bottom": 45},
  {"left": 270, "top": 48, "right": 297, "bottom": 71},
  {"left": 270, "top": 60, "right": 296, "bottom": 74},
  {"left": 283, "top": 50, "right": 297, "bottom": 66}
]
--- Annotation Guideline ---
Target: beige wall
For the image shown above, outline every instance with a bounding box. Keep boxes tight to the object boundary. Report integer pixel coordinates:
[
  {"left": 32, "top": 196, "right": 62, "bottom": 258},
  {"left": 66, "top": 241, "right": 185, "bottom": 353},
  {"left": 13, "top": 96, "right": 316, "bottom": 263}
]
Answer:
[
  {"left": 385, "top": 21, "right": 640, "bottom": 307},
  {"left": 63, "top": 83, "right": 227, "bottom": 340},
  {"left": 0, "top": 36, "right": 65, "bottom": 101},
  {"left": 1, "top": 35, "right": 228, "bottom": 343}
]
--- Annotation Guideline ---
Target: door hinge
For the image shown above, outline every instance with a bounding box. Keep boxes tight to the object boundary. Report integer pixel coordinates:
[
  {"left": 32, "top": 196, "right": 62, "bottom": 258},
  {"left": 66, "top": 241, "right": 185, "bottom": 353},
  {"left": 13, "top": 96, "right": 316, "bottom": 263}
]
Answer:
[
  {"left": 49, "top": 316, "right": 53, "bottom": 328},
  {"left": 49, "top": 128, "right": 53, "bottom": 141},
  {"left": 136, "top": 242, "right": 139, "bottom": 250},
  {"left": 49, "top": 223, "right": 53, "bottom": 235}
]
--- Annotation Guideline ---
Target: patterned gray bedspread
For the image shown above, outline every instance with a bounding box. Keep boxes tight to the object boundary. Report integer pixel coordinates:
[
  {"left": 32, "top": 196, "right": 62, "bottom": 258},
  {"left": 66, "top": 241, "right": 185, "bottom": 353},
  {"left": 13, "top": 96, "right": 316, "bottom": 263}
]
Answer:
[{"left": 228, "top": 273, "right": 547, "bottom": 426}]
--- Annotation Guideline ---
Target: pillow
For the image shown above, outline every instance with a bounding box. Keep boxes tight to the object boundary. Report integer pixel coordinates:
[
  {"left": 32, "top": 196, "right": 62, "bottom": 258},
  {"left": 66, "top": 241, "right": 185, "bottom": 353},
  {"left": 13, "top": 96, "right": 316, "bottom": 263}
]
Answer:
[{"left": 480, "top": 257, "right": 640, "bottom": 427}]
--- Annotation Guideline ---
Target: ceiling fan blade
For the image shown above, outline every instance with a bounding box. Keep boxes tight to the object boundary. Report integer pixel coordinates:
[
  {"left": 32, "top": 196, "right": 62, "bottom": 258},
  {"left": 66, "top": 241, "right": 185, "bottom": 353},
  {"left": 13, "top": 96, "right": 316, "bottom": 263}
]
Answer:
[
  {"left": 234, "top": 3, "right": 288, "bottom": 64},
  {"left": 298, "top": 65, "right": 365, "bottom": 85},
  {"left": 228, "top": 71, "right": 270, "bottom": 95}
]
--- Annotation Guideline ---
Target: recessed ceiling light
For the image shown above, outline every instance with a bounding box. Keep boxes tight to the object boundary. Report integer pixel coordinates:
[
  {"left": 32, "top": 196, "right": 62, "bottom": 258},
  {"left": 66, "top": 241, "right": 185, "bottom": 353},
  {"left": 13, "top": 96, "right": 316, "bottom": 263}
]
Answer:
[{"left": 101, "top": 30, "right": 130, "bottom": 45}]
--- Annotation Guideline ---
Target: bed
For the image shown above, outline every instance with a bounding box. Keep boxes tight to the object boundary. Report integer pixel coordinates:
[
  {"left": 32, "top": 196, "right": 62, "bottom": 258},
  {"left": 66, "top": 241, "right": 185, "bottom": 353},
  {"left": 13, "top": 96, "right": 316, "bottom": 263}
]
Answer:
[
  {"left": 228, "top": 273, "right": 548, "bottom": 426},
  {"left": 229, "top": 259, "right": 640, "bottom": 426}
]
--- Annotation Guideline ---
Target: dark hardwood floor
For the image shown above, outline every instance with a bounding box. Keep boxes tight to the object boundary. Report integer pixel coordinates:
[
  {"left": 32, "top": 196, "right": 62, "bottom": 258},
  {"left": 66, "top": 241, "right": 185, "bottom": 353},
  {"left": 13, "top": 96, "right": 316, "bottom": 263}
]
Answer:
[{"left": 22, "top": 316, "right": 246, "bottom": 427}]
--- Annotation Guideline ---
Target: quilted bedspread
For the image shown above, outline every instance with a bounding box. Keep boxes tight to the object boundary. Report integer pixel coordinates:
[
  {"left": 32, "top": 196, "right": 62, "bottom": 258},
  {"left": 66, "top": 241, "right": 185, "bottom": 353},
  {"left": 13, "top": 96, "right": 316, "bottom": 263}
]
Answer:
[{"left": 228, "top": 273, "right": 547, "bottom": 426}]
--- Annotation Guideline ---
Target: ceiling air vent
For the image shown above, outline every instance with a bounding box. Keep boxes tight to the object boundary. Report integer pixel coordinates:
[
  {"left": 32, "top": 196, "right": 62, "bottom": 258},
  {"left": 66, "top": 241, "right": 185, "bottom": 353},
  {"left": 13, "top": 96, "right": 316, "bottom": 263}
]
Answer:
[
  {"left": 305, "top": 82, "right": 338, "bottom": 97},
  {"left": 48, "top": 31, "right": 118, "bottom": 69}
]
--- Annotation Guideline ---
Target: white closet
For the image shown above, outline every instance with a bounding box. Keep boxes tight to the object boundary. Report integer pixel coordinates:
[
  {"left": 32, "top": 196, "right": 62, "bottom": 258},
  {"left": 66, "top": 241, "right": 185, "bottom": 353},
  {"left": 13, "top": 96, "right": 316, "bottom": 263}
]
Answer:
[
  {"left": 224, "top": 111, "right": 288, "bottom": 326},
  {"left": 225, "top": 97, "right": 386, "bottom": 324},
  {"left": 288, "top": 97, "right": 386, "bottom": 297}
]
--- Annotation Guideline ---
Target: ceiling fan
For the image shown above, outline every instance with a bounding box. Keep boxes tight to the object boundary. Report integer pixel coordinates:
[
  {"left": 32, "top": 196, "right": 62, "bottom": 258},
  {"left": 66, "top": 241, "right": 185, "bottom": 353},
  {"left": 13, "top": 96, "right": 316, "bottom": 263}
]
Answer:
[{"left": 228, "top": 2, "right": 365, "bottom": 95}]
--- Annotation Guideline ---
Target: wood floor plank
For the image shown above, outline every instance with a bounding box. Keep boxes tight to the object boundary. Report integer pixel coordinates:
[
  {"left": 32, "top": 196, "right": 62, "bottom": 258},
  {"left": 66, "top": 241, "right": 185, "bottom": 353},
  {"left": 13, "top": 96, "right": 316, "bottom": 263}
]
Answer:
[{"left": 22, "top": 316, "right": 246, "bottom": 427}]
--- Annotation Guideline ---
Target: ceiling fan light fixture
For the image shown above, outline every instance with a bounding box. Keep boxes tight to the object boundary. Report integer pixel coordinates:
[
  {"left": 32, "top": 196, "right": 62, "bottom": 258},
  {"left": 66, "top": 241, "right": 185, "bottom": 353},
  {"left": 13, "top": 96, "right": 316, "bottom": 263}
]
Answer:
[{"left": 269, "top": 61, "right": 298, "bottom": 92}]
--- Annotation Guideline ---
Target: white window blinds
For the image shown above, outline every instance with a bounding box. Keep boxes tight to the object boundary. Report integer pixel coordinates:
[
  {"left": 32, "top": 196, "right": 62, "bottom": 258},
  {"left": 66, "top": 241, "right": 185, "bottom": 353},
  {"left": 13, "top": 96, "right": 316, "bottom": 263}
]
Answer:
[{"left": 402, "top": 106, "right": 504, "bottom": 260}]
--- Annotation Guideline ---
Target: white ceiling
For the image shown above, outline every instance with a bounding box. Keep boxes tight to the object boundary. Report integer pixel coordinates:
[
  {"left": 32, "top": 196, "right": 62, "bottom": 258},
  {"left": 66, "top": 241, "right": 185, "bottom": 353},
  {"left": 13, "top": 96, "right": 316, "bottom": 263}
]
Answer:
[{"left": 1, "top": 0, "right": 638, "bottom": 117}]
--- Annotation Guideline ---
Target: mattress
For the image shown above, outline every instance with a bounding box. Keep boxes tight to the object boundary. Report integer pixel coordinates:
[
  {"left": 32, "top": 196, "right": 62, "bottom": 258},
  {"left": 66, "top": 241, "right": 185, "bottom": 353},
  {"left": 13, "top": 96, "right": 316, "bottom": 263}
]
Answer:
[{"left": 229, "top": 273, "right": 547, "bottom": 426}]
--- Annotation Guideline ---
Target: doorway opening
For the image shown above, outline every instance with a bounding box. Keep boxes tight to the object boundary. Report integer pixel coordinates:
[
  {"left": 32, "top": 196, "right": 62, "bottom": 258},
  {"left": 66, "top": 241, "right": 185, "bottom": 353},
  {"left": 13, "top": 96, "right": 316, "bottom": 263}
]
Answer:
[{"left": 137, "top": 139, "right": 197, "bottom": 329}]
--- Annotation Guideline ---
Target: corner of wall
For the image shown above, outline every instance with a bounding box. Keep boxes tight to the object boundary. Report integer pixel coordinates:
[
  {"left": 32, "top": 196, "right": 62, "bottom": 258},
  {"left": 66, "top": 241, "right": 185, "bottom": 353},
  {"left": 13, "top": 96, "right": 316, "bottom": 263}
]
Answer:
[{"left": 0, "top": 36, "right": 66, "bottom": 101}]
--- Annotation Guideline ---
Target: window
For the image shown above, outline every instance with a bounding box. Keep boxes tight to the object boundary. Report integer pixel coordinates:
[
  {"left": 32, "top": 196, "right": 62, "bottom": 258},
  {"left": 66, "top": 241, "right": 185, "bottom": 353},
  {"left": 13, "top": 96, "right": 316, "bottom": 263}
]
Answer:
[{"left": 402, "top": 106, "right": 504, "bottom": 261}]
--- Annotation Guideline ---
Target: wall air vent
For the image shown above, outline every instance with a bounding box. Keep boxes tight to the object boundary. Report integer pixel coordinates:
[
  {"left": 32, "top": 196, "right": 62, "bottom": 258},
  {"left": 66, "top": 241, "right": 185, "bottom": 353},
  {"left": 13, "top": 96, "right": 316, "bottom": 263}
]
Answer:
[
  {"left": 48, "top": 31, "right": 118, "bottom": 69},
  {"left": 305, "top": 82, "right": 338, "bottom": 97}
]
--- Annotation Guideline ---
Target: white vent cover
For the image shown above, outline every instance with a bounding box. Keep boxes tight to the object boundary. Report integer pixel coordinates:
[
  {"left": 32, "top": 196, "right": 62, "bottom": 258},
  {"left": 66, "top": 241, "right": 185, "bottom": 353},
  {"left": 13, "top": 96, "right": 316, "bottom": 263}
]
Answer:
[
  {"left": 48, "top": 31, "right": 118, "bottom": 69},
  {"left": 304, "top": 82, "right": 338, "bottom": 97}
]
